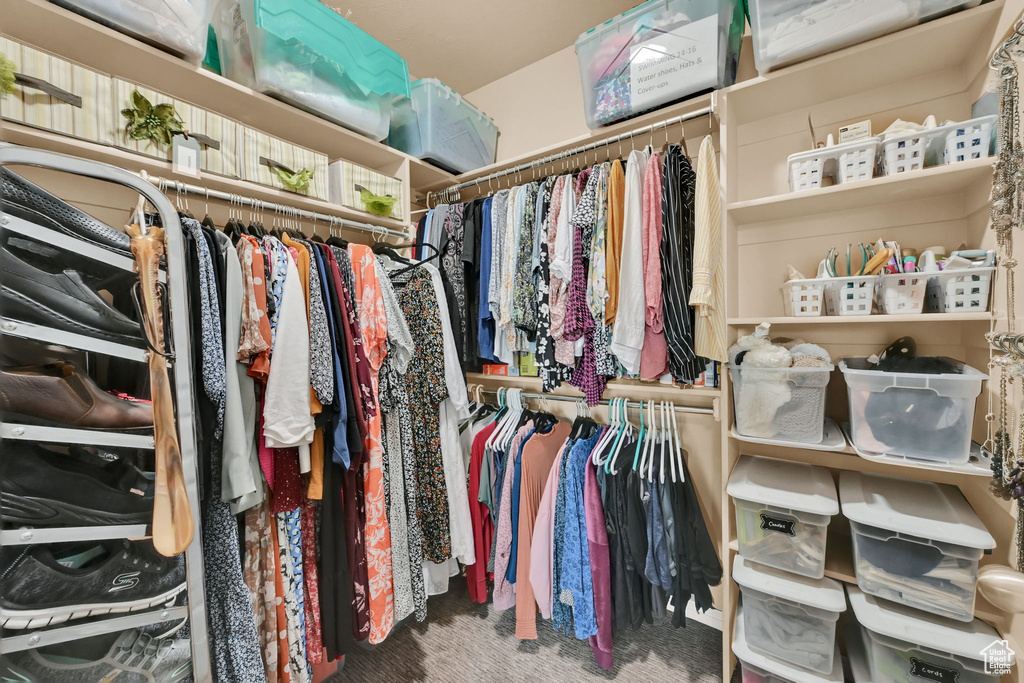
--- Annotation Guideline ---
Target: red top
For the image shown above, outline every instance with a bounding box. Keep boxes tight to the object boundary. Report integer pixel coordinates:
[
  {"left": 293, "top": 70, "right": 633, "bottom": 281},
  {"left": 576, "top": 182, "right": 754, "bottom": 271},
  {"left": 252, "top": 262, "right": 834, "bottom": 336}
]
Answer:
[{"left": 466, "top": 421, "right": 497, "bottom": 603}]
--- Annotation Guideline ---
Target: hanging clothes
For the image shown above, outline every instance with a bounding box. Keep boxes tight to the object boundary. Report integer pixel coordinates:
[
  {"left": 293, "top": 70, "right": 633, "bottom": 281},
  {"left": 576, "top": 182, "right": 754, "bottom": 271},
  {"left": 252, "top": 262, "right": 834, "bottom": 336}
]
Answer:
[{"left": 690, "top": 136, "right": 728, "bottom": 363}]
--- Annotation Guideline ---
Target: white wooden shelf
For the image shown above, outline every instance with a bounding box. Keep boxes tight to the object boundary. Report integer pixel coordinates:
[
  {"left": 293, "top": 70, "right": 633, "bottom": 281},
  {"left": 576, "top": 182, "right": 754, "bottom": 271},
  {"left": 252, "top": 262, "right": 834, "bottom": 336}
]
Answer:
[
  {"left": 0, "top": 123, "right": 410, "bottom": 234},
  {"left": 724, "top": 0, "right": 1005, "bottom": 124},
  {"left": 728, "top": 156, "right": 997, "bottom": 225},
  {"left": 728, "top": 311, "right": 994, "bottom": 326},
  {"left": 467, "top": 372, "right": 722, "bottom": 399},
  {"left": 3, "top": 0, "right": 440, "bottom": 182}
]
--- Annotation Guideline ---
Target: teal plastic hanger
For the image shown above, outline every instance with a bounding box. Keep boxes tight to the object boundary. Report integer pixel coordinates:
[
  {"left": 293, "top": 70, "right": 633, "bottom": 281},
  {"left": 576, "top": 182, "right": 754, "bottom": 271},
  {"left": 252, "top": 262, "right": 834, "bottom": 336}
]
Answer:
[{"left": 631, "top": 400, "right": 646, "bottom": 471}]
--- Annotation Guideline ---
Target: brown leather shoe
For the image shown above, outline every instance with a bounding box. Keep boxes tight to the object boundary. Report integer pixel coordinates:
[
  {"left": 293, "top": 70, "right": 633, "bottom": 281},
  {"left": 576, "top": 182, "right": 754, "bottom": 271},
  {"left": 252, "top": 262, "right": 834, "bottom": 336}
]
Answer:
[{"left": 0, "top": 363, "right": 153, "bottom": 431}]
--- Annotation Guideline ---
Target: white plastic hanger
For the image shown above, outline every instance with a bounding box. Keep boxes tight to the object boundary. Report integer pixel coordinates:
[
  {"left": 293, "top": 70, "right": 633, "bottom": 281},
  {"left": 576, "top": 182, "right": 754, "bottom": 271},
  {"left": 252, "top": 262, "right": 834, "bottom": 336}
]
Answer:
[
  {"left": 606, "top": 399, "right": 634, "bottom": 475},
  {"left": 592, "top": 397, "right": 619, "bottom": 466},
  {"left": 637, "top": 399, "right": 656, "bottom": 475},
  {"left": 669, "top": 401, "right": 685, "bottom": 484}
]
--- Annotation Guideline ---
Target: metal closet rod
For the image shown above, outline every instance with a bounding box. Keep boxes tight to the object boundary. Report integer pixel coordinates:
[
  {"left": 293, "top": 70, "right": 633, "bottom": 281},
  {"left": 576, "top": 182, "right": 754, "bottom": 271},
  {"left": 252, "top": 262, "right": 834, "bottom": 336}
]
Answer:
[
  {"left": 426, "top": 94, "right": 716, "bottom": 205},
  {"left": 147, "top": 176, "right": 410, "bottom": 239},
  {"left": 478, "top": 388, "right": 715, "bottom": 416}
]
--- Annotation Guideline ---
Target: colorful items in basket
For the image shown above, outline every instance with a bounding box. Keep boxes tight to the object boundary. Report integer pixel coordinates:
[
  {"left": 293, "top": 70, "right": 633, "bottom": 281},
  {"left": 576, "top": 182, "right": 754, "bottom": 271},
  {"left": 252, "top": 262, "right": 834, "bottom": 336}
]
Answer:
[
  {"left": 783, "top": 241, "right": 996, "bottom": 316},
  {"left": 728, "top": 323, "right": 832, "bottom": 440}
]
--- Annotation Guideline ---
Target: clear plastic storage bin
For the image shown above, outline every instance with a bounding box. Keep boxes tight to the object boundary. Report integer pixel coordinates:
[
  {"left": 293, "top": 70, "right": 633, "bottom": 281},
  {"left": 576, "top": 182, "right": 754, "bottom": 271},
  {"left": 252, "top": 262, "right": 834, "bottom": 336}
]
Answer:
[
  {"left": 733, "top": 606, "right": 843, "bottom": 683},
  {"left": 732, "top": 556, "right": 846, "bottom": 674},
  {"left": 215, "top": 0, "right": 410, "bottom": 140},
  {"left": 849, "top": 585, "right": 1010, "bottom": 683},
  {"left": 574, "top": 0, "right": 743, "bottom": 129},
  {"left": 839, "top": 357, "right": 986, "bottom": 462},
  {"left": 748, "top": 0, "right": 982, "bottom": 73},
  {"left": 728, "top": 364, "right": 833, "bottom": 444},
  {"left": 389, "top": 78, "right": 498, "bottom": 174},
  {"left": 727, "top": 456, "right": 839, "bottom": 579},
  {"left": 53, "top": 0, "right": 213, "bottom": 62},
  {"left": 840, "top": 472, "right": 995, "bottom": 622}
]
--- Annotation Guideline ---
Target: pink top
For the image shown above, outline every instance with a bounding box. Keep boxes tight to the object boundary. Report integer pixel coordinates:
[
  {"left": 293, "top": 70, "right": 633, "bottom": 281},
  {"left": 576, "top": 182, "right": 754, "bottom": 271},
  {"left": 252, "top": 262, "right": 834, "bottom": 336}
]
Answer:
[
  {"left": 529, "top": 442, "right": 567, "bottom": 620},
  {"left": 492, "top": 423, "right": 533, "bottom": 611},
  {"left": 640, "top": 151, "right": 668, "bottom": 380}
]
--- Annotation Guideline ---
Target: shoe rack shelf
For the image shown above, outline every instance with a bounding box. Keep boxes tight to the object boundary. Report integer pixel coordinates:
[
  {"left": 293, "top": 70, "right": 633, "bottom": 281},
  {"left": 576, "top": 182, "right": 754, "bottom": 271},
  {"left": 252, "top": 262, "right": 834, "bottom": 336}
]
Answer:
[
  {"left": 0, "top": 148, "right": 210, "bottom": 678},
  {"left": 0, "top": 606, "right": 189, "bottom": 655}
]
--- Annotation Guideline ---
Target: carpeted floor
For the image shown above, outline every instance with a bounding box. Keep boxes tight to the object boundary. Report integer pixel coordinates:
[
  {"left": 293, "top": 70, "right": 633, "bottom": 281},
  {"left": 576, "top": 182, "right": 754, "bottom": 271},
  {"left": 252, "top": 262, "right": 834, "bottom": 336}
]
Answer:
[{"left": 339, "top": 584, "right": 733, "bottom": 682}]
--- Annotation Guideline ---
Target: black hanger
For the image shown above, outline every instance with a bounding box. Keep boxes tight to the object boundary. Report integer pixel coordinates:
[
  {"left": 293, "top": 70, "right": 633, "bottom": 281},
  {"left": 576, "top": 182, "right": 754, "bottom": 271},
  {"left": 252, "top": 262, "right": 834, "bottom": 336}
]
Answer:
[{"left": 327, "top": 234, "right": 349, "bottom": 249}]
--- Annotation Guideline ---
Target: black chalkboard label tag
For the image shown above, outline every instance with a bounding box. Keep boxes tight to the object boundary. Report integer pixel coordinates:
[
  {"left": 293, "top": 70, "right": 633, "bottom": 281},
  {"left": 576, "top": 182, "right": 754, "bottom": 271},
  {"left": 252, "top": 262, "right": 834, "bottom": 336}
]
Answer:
[
  {"left": 759, "top": 513, "right": 796, "bottom": 537},
  {"left": 910, "top": 657, "right": 960, "bottom": 683}
]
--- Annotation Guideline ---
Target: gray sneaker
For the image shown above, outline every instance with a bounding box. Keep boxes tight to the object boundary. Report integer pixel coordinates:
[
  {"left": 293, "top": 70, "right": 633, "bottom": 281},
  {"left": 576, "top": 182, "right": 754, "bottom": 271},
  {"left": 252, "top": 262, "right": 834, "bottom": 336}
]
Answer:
[{"left": 0, "top": 628, "right": 192, "bottom": 682}]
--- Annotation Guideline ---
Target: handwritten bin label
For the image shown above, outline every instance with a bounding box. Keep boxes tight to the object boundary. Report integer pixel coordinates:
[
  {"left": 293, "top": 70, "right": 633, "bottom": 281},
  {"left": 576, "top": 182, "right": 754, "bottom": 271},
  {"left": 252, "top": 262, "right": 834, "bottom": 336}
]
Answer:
[
  {"left": 629, "top": 14, "right": 718, "bottom": 112},
  {"left": 909, "top": 657, "right": 960, "bottom": 683},
  {"left": 759, "top": 513, "right": 796, "bottom": 537}
]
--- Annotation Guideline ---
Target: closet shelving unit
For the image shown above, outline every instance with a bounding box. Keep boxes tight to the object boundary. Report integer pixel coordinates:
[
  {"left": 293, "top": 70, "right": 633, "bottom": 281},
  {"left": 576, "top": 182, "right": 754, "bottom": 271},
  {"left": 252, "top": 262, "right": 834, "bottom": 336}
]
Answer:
[
  {"left": 2, "top": 0, "right": 456, "bottom": 232},
  {"left": 0, "top": 146, "right": 208, "bottom": 678}
]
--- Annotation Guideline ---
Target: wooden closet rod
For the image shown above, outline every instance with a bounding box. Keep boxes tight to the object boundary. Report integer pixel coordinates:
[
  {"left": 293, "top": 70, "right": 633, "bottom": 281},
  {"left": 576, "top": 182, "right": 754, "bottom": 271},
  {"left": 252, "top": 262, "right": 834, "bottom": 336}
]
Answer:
[
  {"left": 147, "top": 175, "right": 410, "bottom": 239},
  {"left": 425, "top": 93, "right": 716, "bottom": 206},
  {"left": 477, "top": 388, "right": 716, "bottom": 417}
]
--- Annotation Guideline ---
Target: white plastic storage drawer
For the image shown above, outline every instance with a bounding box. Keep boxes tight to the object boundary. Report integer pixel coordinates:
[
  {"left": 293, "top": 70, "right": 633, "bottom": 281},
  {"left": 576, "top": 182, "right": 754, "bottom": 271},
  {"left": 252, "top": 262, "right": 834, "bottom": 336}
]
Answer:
[
  {"left": 732, "top": 556, "right": 845, "bottom": 674},
  {"left": 0, "top": 37, "right": 115, "bottom": 146},
  {"left": 733, "top": 606, "right": 843, "bottom": 683},
  {"left": 574, "top": 0, "right": 743, "bottom": 129},
  {"left": 389, "top": 78, "right": 498, "bottom": 174},
  {"left": 727, "top": 456, "right": 838, "bottom": 579},
  {"left": 728, "top": 364, "right": 832, "bottom": 444},
  {"left": 52, "top": 0, "right": 213, "bottom": 63},
  {"left": 748, "top": 0, "right": 981, "bottom": 73},
  {"left": 840, "top": 472, "right": 995, "bottom": 622},
  {"left": 849, "top": 586, "right": 1011, "bottom": 683},
  {"left": 839, "top": 357, "right": 986, "bottom": 462}
]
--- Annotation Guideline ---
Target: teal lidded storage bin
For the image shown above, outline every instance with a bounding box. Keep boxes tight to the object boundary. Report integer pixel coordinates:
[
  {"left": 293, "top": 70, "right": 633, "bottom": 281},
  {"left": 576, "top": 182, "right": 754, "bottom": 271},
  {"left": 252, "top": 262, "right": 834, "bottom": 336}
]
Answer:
[
  {"left": 574, "top": 0, "right": 744, "bottom": 129},
  {"left": 215, "top": 0, "right": 410, "bottom": 141},
  {"left": 388, "top": 78, "right": 498, "bottom": 174}
]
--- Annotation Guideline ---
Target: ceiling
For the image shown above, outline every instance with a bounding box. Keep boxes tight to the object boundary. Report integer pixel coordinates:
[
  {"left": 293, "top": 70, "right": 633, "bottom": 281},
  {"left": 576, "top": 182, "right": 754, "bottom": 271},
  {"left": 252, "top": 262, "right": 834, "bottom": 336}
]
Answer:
[{"left": 331, "top": 0, "right": 643, "bottom": 93}]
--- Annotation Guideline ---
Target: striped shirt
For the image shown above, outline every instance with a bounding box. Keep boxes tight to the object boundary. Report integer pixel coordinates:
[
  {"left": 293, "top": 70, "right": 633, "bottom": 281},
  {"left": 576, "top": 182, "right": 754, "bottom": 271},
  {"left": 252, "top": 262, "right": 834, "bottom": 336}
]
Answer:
[{"left": 689, "top": 136, "right": 728, "bottom": 363}]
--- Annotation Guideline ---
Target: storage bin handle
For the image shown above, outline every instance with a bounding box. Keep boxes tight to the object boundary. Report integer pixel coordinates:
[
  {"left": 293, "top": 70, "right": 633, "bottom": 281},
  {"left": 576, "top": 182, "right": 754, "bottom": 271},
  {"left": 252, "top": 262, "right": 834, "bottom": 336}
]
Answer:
[
  {"left": 13, "top": 73, "right": 82, "bottom": 108},
  {"left": 259, "top": 156, "right": 295, "bottom": 175},
  {"left": 176, "top": 131, "right": 220, "bottom": 151}
]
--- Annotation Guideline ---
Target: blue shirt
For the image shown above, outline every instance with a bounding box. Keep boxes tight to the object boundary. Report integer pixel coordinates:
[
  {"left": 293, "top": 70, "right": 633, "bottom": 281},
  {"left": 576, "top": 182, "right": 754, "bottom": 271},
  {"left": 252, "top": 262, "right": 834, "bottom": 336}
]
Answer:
[
  {"left": 311, "top": 245, "right": 349, "bottom": 468},
  {"left": 561, "top": 431, "right": 601, "bottom": 640},
  {"left": 477, "top": 197, "right": 496, "bottom": 362},
  {"left": 506, "top": 427, "right": 535, "bottom": 584}
]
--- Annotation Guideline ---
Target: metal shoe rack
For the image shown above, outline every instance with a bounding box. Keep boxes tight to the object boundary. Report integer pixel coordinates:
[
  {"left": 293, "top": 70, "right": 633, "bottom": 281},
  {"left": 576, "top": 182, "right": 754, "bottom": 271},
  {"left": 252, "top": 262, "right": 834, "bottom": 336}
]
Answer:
[{"left": 0, "top": 145, "right": 211, "bottom": 680}]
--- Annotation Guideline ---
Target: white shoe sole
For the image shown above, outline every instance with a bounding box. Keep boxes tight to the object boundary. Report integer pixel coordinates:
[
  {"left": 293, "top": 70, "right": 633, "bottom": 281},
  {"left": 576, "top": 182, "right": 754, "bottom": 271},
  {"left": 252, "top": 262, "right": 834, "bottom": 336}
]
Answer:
[{"left": 0, "top": 583, "right": 186, "bottom": 629}]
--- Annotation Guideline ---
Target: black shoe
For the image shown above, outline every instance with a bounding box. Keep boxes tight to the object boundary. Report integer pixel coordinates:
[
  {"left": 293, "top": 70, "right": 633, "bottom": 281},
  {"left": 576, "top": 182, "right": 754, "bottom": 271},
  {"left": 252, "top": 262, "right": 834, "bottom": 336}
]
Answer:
[
  {"left": 0, "top": 166, "right": 132, "bottom": 256},
  {"left": 0, "top": 442, "right": 152, "bottom": 527},
  {"left": 0, "top": 626, "right": 192, "bottom": 682},
  {"left": 0, "top": 240, "right": 143, "bottom": 344},
  {"left": 0, "top": 540, "right": 186, "bottom": 629}
]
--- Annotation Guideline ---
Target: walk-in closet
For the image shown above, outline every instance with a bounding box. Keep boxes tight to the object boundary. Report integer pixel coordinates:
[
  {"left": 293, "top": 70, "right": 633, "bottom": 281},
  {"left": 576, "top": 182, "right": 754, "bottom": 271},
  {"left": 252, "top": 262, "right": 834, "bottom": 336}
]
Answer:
[{"left": 2, "top": 1, "right": 1024, "bottom": 681}]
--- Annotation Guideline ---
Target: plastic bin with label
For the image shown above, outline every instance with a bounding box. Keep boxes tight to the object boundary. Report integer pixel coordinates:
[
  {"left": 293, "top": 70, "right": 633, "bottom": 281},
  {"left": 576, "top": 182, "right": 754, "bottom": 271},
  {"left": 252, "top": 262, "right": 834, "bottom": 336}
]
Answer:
[
  {"left": 574, "top": 0, "right": 744, "bottom": 129},
  {"left": 389, "top": 78, "right": 498, "bottom": 174},
  {"left": 840, "top": 472, "right": 995, "bottom": 622},
  {"left": 732, "top": 556, "right": 846, "bottom": 673},
  {"left": 733, "top": 606, "right": 843, "bottom": 683},
  {"left": 839, "top": 357, "right": 986, "bottom": 462},
  {"left": 727, "top": 456, "right": 839, "bottom": 579},
  {"left": 849, "top": 585, "right": 1010, "bottom": 683},
  {"left": 728, "top": 364, "right": 832, "bottom": 444},
  {"left": 52, "top": 0, "right": 213, "bottom": 62},
  {"left": 748, "top": 0, "right": 982, "bottom": 74},
  {"left": 215, "top": 0, "right": 410, "bottom": 141}
]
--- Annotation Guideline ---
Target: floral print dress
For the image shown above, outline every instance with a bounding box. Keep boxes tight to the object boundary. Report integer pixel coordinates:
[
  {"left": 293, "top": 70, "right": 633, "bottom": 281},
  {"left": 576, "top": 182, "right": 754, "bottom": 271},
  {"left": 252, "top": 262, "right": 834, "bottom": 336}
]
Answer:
[{"left": 390, "top": 267, "right": 452, "bottom": 564}]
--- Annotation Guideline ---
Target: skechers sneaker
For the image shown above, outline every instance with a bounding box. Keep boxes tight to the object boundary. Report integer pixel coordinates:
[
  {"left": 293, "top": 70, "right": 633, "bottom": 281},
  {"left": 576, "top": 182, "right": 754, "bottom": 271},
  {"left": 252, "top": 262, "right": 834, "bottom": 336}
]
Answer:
[
  {"left": 0, "top": 442, "right": 153, "bottom": 526},
  {"left": 0, "top": 627, "right": 192, "bottom": 682},
  {"left": 0, "top": 540, "right": 185, "bottom": 629}
]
